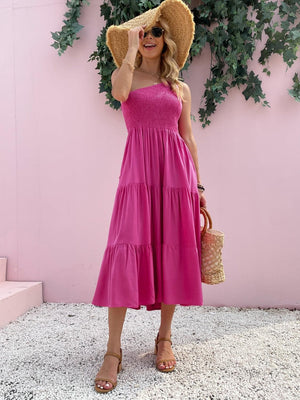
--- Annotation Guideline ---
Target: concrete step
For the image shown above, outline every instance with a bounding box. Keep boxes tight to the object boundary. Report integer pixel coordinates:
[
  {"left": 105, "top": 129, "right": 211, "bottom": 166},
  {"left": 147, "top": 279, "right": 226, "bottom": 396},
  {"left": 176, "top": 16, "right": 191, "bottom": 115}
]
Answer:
[
  {"left": 0, "top": 281, "right": 43, "bottom": 328},
  {"left": 0, "top": 257, "right": 43, "bottom": 328}
]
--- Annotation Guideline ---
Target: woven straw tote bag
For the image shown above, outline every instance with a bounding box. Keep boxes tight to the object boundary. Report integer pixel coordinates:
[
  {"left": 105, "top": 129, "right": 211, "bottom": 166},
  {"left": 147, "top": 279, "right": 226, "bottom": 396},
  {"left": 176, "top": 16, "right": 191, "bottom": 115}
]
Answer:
[{"left": 200, "top": 207, "right": 225, "bottom": 284}]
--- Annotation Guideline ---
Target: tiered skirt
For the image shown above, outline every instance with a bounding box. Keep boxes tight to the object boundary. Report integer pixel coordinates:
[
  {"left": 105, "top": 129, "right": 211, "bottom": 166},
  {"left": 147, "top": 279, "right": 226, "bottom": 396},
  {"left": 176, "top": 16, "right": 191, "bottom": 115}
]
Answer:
[{"left": 92, "top": 127, "right": 203, "bottom": 310}]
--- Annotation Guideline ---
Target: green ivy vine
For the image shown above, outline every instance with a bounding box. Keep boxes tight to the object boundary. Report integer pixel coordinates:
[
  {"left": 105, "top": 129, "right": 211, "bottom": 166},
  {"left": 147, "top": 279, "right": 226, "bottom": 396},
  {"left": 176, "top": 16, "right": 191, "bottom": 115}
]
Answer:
[{"left": 51, "top": 0, "right": 300, "bottom": 127}]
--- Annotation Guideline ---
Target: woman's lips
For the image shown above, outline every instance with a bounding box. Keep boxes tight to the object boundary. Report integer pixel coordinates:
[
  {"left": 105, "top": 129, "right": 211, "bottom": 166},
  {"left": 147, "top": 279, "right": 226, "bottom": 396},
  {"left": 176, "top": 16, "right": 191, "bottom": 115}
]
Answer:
[{"left": 144, "top": 44, "right": 156, "bottom": 49}]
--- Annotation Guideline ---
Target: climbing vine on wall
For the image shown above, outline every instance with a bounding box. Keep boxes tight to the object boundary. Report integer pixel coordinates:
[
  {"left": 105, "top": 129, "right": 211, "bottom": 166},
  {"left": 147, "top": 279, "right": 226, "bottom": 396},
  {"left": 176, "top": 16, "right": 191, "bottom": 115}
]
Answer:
[{"left": 51, "top": 0, "right": 300, "bottom": 127}]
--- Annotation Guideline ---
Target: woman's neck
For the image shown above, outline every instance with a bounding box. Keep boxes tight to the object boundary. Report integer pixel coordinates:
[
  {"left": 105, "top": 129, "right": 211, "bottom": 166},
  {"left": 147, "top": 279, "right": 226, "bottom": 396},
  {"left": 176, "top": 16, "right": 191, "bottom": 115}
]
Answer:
[{"left": 138, "top": 59, "right": 161, "bottom": 75}]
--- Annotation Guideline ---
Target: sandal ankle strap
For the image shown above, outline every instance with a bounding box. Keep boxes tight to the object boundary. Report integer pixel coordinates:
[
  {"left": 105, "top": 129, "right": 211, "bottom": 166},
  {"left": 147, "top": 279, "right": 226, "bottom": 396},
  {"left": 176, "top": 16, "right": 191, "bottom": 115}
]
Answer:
[
  {"left": 157, "top": 337, "right": 172, "bottom": 345},
  {"left": 156, "top": 333, "right": 172, "bottom": 345},
  {"left": 104, "top": 348, "right": 122, "bottom": 362}
]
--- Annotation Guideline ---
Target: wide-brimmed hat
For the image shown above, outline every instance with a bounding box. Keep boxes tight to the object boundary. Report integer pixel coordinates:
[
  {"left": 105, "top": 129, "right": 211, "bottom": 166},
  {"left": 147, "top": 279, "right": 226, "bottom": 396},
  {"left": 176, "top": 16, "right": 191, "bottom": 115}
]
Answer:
[{"left": 106, "top": 0, "right": 195, "bottom": 70}]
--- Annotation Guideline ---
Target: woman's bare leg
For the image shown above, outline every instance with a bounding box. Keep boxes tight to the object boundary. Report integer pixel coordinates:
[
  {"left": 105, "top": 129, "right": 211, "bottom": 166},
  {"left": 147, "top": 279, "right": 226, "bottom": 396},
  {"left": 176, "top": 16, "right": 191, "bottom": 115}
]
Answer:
[
  {"left": 156, "top": 302, "right": 176, "bottom": 370},
  {"left": 95, "top": 307, "right": 127, "bottom": 390}
]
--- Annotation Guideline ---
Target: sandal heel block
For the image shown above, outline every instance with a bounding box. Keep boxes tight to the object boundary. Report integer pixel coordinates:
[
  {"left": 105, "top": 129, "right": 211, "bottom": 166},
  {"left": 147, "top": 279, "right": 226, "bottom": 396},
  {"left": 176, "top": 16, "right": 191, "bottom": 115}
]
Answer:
[
  {"left": 94, "top": 348, "right": 122, "bottom": 393},
  {"left": 154, "top": 333, "right": 176, "bottom": 373}
]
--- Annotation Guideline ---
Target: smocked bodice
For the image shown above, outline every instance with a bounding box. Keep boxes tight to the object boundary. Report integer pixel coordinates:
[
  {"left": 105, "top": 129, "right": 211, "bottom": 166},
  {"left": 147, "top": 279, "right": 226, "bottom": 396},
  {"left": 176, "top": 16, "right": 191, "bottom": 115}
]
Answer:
[{"left": 121, "top": 83, "right": 182, "bottom": 131}]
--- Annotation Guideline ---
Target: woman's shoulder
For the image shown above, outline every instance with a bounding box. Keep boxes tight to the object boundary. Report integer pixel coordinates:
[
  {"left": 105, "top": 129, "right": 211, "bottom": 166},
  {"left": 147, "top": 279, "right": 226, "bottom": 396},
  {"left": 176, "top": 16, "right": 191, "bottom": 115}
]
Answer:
[{"left": 179, "top": 81, "right": 191, "bottom": 95}]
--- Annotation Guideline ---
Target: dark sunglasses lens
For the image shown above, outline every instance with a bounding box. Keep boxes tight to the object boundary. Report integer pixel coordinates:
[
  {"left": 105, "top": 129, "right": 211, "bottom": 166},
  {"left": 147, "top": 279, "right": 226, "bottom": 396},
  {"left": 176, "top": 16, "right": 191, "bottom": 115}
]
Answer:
[
  {"left": 143, "top": 27, "right": 164, "bottom": 38},
  {"left": 152, "top": 27, "right": 163, "bottom": 37}
]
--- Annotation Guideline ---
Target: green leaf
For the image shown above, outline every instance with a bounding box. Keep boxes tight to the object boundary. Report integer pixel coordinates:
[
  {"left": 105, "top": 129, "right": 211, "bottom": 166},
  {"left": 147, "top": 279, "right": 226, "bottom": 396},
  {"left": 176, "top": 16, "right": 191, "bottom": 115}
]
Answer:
[{"left": 289, "top": 73, "right": 300, "bottom": 101}]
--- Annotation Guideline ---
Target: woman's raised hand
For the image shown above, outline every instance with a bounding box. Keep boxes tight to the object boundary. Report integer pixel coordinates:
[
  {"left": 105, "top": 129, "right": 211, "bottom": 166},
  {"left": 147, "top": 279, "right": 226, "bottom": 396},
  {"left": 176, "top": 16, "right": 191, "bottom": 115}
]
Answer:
[{"left": 127, "top": 25, "right": 146, "bottom": 52}]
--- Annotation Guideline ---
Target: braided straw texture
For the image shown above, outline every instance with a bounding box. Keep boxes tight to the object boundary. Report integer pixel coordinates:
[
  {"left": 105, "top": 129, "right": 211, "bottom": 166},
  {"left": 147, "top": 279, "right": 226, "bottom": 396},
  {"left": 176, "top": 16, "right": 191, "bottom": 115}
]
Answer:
[
  {"left": 200, "top": 208, "right": 225, "bottom": 285},
  {"left": 106, "top": 0, "right": 195, "bottom": 70},
  {"left": 201, "top": 230, "right": 225, "bottom": 284}
]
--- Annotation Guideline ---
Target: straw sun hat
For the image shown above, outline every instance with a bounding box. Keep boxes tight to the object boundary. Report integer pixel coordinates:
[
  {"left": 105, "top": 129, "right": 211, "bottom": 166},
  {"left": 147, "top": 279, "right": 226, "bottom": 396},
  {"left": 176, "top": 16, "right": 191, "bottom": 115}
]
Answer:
[{"left": 106, "top": 0, "right": 195, "bottom": 70}]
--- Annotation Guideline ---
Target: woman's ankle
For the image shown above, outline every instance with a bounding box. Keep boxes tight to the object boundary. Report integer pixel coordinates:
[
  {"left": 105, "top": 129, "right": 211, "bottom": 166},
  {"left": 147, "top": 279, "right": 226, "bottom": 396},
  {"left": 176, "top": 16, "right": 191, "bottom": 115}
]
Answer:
[
  {"left": 158, "top": 329, "right": 172, "bottom": 339},
  {"left": 106, "top": 340, "right": 122, "bottom": 353}
]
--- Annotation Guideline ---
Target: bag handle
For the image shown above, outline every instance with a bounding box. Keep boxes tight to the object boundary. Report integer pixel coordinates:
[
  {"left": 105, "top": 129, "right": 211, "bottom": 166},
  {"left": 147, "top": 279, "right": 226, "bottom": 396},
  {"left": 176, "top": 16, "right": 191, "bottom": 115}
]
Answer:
[{"left": 200, "top": 207, "right": 213, "bottom": 238}]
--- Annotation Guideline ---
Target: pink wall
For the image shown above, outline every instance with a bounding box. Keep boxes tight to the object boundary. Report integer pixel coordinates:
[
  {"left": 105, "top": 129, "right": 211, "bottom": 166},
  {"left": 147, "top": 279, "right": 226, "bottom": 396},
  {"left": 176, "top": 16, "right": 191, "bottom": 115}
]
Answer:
[{"left": 1, "top": 0, "right": 299, "bottom": 308}]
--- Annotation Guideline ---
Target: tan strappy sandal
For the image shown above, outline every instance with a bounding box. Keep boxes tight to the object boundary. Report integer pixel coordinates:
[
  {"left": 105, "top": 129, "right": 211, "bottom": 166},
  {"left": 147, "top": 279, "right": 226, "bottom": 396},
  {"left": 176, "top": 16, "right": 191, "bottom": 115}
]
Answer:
[
  {"left": 94, "top": 348, "right": 122, "bottom": 393},
  {"left": 154, "top": 333, "right": 176, "bottom": 372}
]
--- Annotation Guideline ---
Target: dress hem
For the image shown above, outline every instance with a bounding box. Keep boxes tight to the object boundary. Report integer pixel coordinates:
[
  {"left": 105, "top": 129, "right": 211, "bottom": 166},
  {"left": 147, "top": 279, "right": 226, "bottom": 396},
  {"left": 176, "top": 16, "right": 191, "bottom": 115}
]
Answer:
[{"left": 91, "top": 300, "right": 204, "bottom": 311}]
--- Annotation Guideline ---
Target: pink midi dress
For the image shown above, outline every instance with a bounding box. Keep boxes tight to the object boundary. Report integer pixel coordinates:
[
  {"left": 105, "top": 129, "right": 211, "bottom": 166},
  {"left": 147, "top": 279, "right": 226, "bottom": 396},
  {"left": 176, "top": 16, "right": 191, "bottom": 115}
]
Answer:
[{"left": 92, "top": 82, "right": 203, "bottom": 311}]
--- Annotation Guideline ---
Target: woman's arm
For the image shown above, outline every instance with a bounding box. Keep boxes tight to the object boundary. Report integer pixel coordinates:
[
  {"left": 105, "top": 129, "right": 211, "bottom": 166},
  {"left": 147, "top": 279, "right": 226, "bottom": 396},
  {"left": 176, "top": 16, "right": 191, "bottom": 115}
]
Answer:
[
  {"left": 178, "top": 82, "right": 202, "bottom": 185},
  {"left": 111, "top": 48, "right": 136, "bottom": 102},
  {"left": 111, "top": 26, "right": 144, "bottom": 102}
]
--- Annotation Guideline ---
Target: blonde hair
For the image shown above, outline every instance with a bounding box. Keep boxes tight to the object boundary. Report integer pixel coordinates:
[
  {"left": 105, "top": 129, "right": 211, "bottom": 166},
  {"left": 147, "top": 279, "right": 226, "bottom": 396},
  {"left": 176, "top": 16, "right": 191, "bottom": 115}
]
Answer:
[{"left": 135, "top": 16, "right": 185, "bottom": 102}]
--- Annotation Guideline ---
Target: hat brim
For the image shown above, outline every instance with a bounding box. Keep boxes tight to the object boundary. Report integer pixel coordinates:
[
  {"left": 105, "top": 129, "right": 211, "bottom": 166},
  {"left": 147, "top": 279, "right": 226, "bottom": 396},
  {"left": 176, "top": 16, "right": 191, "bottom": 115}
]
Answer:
[{"left": 106, "top": 0, "right": 195, "bottom": 70}]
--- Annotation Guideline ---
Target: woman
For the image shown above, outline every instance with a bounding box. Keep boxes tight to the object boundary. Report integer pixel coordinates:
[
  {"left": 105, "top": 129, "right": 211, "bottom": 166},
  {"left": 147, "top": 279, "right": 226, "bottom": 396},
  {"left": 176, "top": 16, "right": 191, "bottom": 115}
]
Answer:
[{"left": 92, "top": 0, "right": 206, "bottom": 393}]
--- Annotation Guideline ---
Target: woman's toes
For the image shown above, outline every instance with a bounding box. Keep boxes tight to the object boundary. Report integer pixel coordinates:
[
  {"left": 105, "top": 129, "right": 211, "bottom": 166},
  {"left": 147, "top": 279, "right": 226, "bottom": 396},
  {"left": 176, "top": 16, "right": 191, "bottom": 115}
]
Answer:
[
  {"left": 97, "top": 380, "right": 112, "bottom": 390},
  {"left": 165, "top": 361, "right": 174, "bottom": 369}
]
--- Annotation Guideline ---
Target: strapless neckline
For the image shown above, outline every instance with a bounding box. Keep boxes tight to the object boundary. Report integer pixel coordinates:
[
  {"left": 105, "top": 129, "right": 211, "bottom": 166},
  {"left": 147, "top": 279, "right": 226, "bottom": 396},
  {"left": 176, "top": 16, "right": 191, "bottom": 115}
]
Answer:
[{"left": 129, "top": 82, "right": 164, "bottom": 94}]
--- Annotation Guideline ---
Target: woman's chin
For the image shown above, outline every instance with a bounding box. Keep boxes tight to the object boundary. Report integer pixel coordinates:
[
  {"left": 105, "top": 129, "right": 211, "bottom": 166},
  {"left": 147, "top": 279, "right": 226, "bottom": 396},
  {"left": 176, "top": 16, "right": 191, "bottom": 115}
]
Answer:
[{"left": 139, "top": 51, "right": 162, "bottom": 60}]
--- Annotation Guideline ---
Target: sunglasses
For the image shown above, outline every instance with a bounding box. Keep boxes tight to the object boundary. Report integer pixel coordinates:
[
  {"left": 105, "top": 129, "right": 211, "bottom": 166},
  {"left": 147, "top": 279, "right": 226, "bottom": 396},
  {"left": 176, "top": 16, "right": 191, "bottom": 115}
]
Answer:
[{"left": 143, "top": 26, "right": 165, "bottom": 38}]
